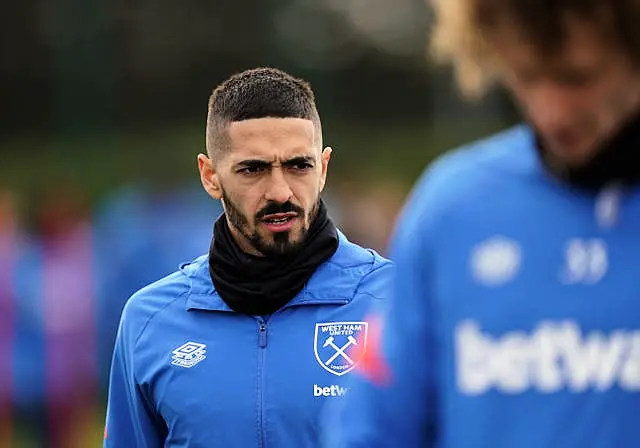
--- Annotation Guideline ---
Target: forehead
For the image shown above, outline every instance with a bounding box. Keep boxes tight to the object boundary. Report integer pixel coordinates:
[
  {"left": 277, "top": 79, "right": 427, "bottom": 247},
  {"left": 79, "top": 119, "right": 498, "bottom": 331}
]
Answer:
[
  {"left": 226, "top": 117, "right": 317, "bottom": 162},
  {"left": 492, "top": 16, "right": 620, "bottom": 71}
]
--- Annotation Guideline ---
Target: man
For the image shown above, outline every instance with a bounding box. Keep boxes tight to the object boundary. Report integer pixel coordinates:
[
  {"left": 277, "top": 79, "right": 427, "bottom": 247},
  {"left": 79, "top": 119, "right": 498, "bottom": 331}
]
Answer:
[
  {"left": 324, "top": 1, "right": 640, "bottom": 447},
  {"left": 103, "top": 67, "right": 392, "bottom": 447}
]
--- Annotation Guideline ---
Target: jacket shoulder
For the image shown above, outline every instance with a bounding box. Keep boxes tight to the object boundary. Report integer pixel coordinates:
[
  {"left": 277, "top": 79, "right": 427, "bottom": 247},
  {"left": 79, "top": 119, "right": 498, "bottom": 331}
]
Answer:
[
  {"left": 117, "top": 268, "right": 192, "bottom": 346},
  {"left": 402, "top": 125, "right": 537, "bottom": 230}
]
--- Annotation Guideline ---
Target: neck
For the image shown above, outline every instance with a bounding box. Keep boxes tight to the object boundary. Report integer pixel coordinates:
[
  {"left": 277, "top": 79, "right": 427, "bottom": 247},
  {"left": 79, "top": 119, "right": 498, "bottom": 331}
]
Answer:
[{"left": 208, "top": 198, "right": 339, "bottom": 315}]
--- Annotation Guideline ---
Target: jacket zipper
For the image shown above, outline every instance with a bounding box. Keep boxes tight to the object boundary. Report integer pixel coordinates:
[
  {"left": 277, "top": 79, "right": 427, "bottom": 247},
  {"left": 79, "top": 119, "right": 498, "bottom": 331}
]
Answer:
[
  {"left": 254, "top": 300, "right": 346, "bottom": 446},
  {"left": 257, "top": 318, "right": 267, "bottom": 447}
]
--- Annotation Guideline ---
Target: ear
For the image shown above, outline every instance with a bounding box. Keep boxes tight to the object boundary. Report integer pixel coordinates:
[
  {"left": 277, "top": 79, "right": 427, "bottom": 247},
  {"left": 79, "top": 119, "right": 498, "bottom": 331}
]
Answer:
[
  {"left": 319, "top": 146, "right": 332, "bottom": 192},
  {"left": 197, "top": 153, "right": 223, "bottom": 200}
]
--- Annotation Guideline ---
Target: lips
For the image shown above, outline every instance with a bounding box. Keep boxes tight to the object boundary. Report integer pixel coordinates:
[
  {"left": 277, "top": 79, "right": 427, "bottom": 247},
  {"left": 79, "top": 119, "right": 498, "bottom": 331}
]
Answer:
[
  {"left": 259, "top": 212, "right": 298, "bottom": 233},
  {"left": 261, "top": 212, "right": 297, "bottom": 224}
]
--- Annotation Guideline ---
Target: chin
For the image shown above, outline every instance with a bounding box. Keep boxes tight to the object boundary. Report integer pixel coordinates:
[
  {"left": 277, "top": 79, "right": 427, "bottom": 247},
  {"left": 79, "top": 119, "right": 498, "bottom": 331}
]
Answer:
[
  {"left": 548, "top": 141, "right": 599, "bottom": 167},
  {"left": 566, "top": 147, "right": 600, "bottom": 167},
  {"left": 268, "top": 231, "right": 303, "bottom": 246}
]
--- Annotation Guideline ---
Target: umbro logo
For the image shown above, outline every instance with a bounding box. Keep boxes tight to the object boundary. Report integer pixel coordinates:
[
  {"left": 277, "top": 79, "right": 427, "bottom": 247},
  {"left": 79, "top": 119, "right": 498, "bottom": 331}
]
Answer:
[{"left": 171, "top": 341, "right": 207, "bottom": 368}]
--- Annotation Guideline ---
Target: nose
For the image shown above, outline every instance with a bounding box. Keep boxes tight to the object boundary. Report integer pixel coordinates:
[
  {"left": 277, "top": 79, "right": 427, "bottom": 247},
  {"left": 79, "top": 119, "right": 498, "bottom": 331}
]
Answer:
[
  {"left": 526, "top": 83, "right": 575, "bottom": 134},
  {"left": 264, "top": 168, "right": 293, "bottom": 204}
]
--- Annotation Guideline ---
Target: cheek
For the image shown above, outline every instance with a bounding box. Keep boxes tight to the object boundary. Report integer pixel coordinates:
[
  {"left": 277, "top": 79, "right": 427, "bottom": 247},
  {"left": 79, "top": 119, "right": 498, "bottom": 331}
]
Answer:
[
  {"left": 584, "top": 86, "right": 633, "bottom": 133},
  {"left": 288, "top": 177, "right": 314, "bottom": 198},
  {"left": 590, "top": 68, "right": 640, "bottom": 122},
  {"left": 301, "top": 188, "right": 321, "bottom": 214},
  {"left": 244, "top": 197, "right": 263, "bottom": 223},
  {"left": 606, "top": 85, "right": 638, "bottom": 117},
  {"left": 225, "top": 190, "right": 255, "bottom": 223}
]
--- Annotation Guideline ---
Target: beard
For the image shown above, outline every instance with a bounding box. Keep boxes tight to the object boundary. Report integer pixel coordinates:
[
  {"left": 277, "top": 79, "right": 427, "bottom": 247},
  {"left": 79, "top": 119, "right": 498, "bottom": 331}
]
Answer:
[{"left": 221, "top": 189, "right": 319, "bottom": 257}]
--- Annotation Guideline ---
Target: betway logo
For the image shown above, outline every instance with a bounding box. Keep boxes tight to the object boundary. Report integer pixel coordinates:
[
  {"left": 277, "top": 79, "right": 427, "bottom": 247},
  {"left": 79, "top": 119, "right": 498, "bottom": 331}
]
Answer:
[
  {"left": 314, "top": 384, "right": 348, "bottom": 397},
  {"left": 456, "top": 320, "right": 640, "bottom": 395}
]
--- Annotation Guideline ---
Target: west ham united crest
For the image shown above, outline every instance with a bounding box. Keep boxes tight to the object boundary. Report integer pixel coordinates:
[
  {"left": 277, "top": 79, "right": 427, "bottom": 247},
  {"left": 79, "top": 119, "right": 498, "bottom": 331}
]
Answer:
[{"left": 314, "top": 321, "right": 368, "bottom": 376}]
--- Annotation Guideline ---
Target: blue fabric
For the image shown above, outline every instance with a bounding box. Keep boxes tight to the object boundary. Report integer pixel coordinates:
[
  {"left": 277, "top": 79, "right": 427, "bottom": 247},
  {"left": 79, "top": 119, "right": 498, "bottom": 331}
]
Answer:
[
  {"left": 324, "top": 125, "right": 640, "bottom": 448},
  {"left": 104, "top": 231, "right": 393, "bottom": 447}
]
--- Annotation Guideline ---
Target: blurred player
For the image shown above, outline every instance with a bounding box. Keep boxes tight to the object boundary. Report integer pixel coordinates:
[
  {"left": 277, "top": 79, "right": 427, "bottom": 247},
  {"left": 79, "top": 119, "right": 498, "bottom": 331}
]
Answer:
[
  {"left": 103, "top": 67, "right": 392, "bottom": 447},
  {"left": 323, "top": 0, "right": 640, "bottom": 446}
]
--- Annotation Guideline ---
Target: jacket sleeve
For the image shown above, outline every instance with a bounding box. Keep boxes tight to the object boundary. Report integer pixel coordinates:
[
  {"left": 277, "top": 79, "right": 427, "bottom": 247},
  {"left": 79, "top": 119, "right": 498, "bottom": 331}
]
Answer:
[
  {"left": 322, "top": 176, "right": 439, "bottom": 447},
  {"left": 104, "top": 306, "right": 166, "bottom": 448}
]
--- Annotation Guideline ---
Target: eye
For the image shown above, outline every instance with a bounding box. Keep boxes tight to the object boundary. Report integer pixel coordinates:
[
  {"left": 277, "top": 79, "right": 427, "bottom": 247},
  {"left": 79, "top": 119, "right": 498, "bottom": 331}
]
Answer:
[
  {"left": 238, "top": 166, "right": 265, "bottom": 175},
  {"left": 290, "top": 162, "right": 313, "bottom": 172}
]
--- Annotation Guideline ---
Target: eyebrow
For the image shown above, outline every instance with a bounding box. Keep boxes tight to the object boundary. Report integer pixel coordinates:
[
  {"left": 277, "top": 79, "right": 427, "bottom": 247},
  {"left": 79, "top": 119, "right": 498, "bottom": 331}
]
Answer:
[{"left": 235, "top": 156, "right": 315, "bottom": 169}]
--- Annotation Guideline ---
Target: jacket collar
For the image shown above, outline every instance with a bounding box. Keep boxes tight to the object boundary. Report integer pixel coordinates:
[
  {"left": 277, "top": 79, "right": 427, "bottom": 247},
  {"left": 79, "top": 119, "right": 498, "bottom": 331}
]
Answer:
[{"left": 183, "top": 231, "right": 375, "bottom": 312}]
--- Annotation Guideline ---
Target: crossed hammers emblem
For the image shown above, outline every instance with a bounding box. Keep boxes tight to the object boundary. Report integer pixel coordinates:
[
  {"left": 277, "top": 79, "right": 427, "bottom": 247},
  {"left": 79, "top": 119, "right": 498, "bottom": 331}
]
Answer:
[{"left": 322, "top": 335, "right": 358, "bottom": 366}]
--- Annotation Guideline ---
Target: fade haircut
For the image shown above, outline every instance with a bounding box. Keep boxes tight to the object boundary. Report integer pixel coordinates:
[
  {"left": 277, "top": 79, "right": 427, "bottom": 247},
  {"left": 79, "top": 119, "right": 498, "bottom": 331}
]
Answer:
[
  {"left": 429, "top": 0, "right": 640, "bottom": 98},
  {"left": 206, "top": 67, "right": 322, "bottom": 160}
]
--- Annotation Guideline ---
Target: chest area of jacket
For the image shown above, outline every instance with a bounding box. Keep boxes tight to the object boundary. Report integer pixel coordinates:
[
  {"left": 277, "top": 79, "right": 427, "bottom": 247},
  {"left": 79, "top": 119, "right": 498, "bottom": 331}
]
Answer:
[
  {"left": 141, "top": 306, "right": 371, "bottom": 433},
  {"left": 432, "top": 195, "right": 640, "bottom": 397},
  {"left": 433, "top": 188, "right": 640, "bottom": 326}
]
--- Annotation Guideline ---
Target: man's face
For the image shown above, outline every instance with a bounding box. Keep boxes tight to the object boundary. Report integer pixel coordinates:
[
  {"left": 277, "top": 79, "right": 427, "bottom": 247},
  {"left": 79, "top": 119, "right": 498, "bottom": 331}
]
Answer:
[
  {"left": 492, "top": 17, "right": 640, "bottom": 166},
  {"left": 199, "top": 117, "right": 331, "bottom": 257}
]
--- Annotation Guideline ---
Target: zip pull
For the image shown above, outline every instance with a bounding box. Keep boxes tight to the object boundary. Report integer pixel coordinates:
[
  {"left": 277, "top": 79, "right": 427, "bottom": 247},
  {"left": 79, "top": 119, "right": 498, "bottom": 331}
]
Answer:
[
  {"left": 595, "top": 182, "right": 622, "bottom": 228},
  {"left": 258, "top": 320, "right": 268, "bottom": 348}
]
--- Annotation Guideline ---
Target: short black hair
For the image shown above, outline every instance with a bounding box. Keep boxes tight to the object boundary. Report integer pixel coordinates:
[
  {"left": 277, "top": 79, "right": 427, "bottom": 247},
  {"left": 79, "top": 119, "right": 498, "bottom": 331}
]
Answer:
[{"left": 206, "top": 67, "right": 321, "bottom": 160}]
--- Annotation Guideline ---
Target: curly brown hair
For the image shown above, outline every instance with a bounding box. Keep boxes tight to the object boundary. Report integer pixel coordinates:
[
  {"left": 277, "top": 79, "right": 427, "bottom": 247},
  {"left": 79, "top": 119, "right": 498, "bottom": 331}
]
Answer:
[{"left": 429, "top": 0, "right": 640, "bottom": 98}]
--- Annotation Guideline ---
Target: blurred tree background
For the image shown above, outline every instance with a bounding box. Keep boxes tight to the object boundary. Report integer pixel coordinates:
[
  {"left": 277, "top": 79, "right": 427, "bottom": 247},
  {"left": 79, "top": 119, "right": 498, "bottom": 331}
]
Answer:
[{"left": 1, "top": 0, "right": 518, "bottom": 207}]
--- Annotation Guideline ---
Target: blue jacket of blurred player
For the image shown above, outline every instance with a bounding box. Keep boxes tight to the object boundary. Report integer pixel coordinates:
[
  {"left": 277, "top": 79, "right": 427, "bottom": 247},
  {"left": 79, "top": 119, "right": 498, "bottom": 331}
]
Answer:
[{"left": 322, "top": 0, "right": 640, "bottom": 446}]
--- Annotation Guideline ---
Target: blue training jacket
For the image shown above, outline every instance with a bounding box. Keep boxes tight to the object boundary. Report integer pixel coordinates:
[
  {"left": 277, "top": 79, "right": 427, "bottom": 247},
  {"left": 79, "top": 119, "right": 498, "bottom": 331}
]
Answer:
[
  {"left": 324, "top": 125, "right": 640, "bottom": 448},
  {"left": 104, "top": 231, "right": 392, "bottom": 448}
]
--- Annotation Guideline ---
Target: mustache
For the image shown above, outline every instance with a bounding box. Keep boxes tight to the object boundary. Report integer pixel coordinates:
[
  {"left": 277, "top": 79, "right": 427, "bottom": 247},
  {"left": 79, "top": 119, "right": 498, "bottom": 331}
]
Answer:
[{"left": 255, "top": 201, "right": 304, "bottom": 219}]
